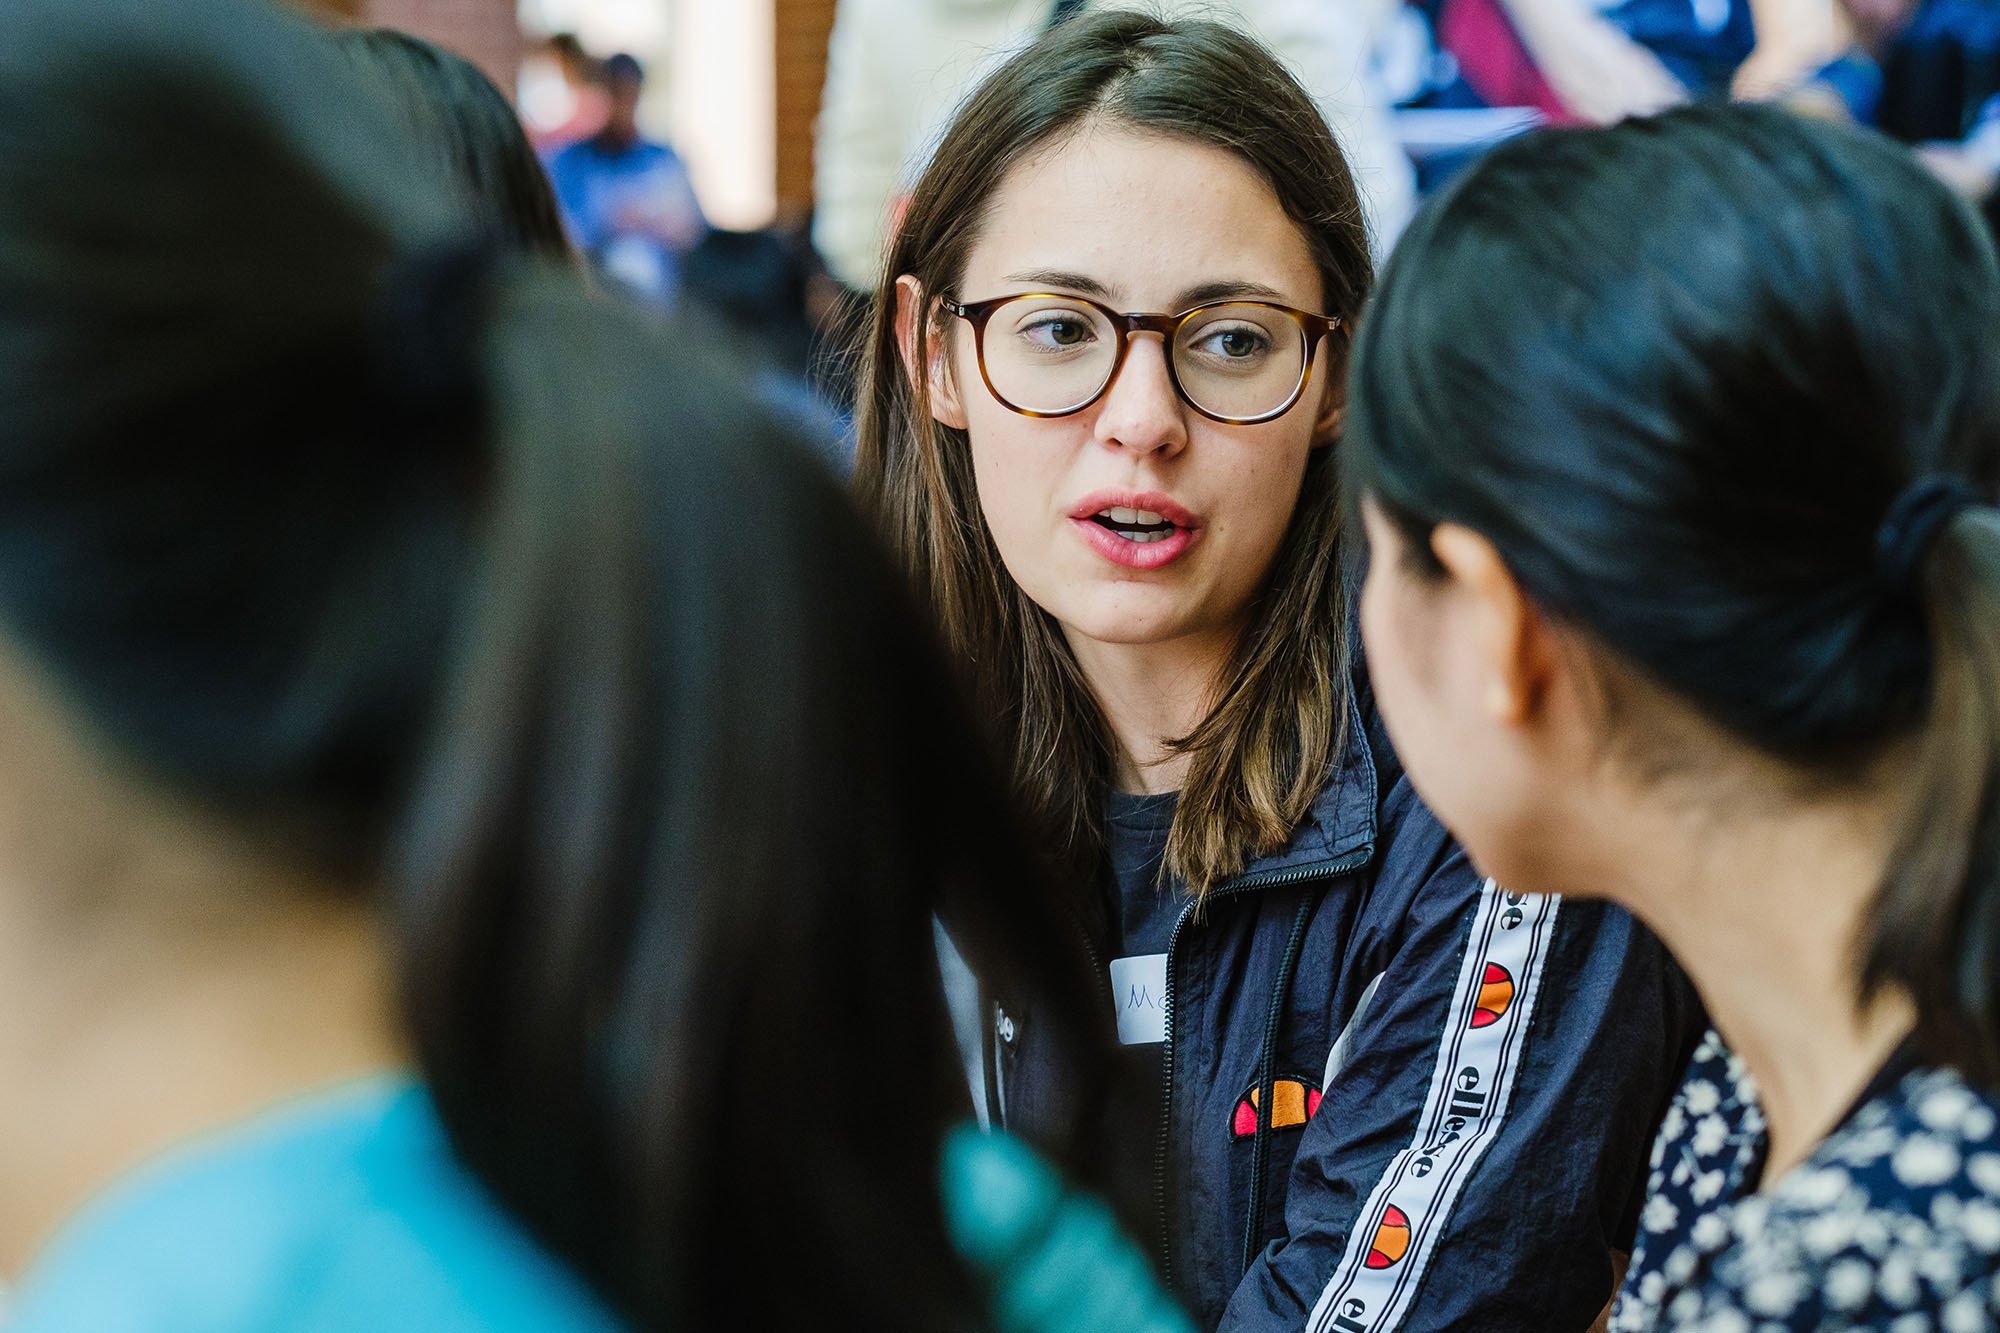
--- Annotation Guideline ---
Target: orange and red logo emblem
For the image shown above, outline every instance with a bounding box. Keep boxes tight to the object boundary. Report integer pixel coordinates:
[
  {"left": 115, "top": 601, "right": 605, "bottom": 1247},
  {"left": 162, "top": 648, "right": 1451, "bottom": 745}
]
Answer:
[
  {"left": 1470, "top": 962, "right": 1514, "bottom": 1029},
  {"left": 1365, "top": 1203, "right": 1411, "bottom": 1269},
  {"left": 1231, "top": 1078, "right": 1323, "bottom": 1137}
]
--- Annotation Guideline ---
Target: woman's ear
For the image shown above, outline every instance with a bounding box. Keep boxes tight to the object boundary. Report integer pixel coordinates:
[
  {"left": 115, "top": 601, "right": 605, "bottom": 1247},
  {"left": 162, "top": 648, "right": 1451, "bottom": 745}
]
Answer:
[
  {"left": 1311, "top": 384, "right": 1345, "bottom": 448},
  {"left": 1428, "top": 523, "right": 1554, "bottom": 729},
  {"left": 1309, "top": 340, "right": 1345, "bottom": 447},
  {"left": 894, "top": 275, "right": 967, "bottom": 430}
]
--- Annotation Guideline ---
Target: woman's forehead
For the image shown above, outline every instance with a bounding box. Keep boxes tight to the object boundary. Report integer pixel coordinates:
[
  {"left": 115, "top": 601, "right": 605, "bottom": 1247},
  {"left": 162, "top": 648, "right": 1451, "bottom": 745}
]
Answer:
[{"left": 959, "top": 124, "right": 1322, "bottom": 312}]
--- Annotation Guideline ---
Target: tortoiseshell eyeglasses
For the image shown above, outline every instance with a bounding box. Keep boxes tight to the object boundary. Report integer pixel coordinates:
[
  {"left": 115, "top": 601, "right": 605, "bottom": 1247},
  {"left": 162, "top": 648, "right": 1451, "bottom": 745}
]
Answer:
[{"left": 939, "top": 292, "right": 1341, "bottom": 425}]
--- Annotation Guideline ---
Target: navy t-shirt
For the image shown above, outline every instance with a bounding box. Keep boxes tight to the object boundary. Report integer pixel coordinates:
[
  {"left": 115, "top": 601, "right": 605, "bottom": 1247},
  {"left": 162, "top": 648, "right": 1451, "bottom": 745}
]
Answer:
[
  {"left": 1107, "top": 788, "right": 1183, "bottom": 958},
  {"left": 1104, "top": 790, "right": 1186, "bottom": 1136}
]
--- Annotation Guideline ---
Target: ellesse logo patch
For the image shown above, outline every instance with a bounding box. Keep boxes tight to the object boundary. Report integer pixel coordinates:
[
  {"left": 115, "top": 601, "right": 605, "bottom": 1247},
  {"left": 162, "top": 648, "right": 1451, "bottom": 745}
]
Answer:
[
  {"left": 1363, "top": 1204, "right": 1411, "bottom": 1269},
  {"left": 1231, "top": 1077, "right": 1323, "bottom": 1137},
  {"left": 1470, "top": 962, "right": 1514, "bottom": 1029}
]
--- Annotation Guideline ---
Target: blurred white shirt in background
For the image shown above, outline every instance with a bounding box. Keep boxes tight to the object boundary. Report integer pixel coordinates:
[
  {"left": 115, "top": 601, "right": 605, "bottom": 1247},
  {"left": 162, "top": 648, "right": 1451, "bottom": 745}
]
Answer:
[{"left": 812, "top": 0, "right": 1417, "bottom": 291}]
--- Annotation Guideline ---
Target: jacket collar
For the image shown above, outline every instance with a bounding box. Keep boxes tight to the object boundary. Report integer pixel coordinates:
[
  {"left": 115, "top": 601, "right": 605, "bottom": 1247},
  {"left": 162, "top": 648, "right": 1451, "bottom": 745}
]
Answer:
[{"left": 1218, "top": 711, "right": 1380, "bottom": 891}]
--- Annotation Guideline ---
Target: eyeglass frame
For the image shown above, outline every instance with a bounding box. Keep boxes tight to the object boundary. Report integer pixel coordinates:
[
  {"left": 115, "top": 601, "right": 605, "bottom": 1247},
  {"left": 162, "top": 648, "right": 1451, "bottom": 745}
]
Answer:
[{"left": 937, "top": 291, "right": 1343, "bottom": 426}]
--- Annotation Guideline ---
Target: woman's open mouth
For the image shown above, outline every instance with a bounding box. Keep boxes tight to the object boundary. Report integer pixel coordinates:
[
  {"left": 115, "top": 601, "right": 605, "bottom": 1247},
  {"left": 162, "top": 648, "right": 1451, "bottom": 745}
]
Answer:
[
  {"left": 1090, "top": 505, "right": 1179, "bottom": 544},
  {"left": 1068, "top": 492, "right": 1201, "bottom": 569}
]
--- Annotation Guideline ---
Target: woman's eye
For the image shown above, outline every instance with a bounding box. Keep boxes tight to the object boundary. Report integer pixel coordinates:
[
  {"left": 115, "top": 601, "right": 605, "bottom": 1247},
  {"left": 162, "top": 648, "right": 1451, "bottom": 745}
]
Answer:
[
  {"left": 1200, "top": 326, "right": 1269, "bottom": 359},
  {"left": 1022, "top": 316, "right": 1093, "bottom": 348}
]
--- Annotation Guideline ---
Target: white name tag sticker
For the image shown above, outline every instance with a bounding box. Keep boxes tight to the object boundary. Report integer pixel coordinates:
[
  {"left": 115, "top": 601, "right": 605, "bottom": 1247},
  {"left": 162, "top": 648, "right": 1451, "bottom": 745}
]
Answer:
[{"left": 1110, "top": 953, "right": 1168, "bottom": 1045}]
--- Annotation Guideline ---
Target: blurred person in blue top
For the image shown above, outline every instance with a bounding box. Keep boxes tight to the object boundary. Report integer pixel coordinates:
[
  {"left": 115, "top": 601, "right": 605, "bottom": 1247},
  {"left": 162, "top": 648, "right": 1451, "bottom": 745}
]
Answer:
[
  {"left": 546, "top": 52, "right": 705, "bottom": 304},
  {"left": 0, "top": 0, "right": 1191, "bottom": 1329},
  {"left": 1349, "top": 104, "right": 2000, "bottom": 1329}
]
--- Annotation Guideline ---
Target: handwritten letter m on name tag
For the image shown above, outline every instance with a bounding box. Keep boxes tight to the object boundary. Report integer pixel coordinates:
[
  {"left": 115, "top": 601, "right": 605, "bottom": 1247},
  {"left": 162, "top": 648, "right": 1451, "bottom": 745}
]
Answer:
[{"left": 1111, "top": 953, "right": 1168, "bottom": 1045}]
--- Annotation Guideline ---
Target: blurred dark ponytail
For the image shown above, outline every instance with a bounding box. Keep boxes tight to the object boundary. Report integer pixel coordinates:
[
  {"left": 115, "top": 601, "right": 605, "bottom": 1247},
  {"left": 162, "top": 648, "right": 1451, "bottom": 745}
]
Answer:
[
  {"left": 1346, "top": 104, "right": 2000, "bottom": 1082},
  {"left": 1870, "top": 502, "right": 2000, "bottom": 1076},
  {"left": 0, "top": 3, "right": 1111, "bottom": 1328}
]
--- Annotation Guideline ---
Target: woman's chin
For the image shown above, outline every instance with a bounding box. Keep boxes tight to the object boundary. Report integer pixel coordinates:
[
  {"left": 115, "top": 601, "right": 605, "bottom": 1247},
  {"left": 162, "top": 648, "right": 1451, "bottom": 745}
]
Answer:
[{"left": 1054, "top": 604, "right": 1221, "bottom": 652}]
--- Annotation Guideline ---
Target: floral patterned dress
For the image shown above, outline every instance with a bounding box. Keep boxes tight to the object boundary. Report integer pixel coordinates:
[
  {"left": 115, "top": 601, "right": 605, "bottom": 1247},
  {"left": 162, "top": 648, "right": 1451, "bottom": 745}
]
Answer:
[{"left": 1612, "top": 1028, "right": 2000, "bottom": 1332}]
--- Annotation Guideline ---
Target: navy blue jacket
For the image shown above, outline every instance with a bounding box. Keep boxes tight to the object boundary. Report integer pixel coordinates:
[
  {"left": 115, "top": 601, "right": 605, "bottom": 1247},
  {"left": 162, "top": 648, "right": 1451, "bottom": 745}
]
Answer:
[{"left": 976, "top": 703, "right": 1702, "bottom": 1332}]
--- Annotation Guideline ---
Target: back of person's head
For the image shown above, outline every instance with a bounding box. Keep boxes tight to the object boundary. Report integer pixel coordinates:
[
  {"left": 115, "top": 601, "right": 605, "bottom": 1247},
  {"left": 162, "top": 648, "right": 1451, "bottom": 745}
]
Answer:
[
  {"left": 1347, "top": 104, "right": 2000, "bottom": 1078},
  {"left": 0, "top": 0, "right": 1109, "bottom": 1325},
  {"left": 853, "top": 9, "right": 1372, "bottom": 891},
  {"left": 601, "top": 52, "right": 643, "bottom": 89},
  {"left": 0, "top": 0, "right": 463, "bottom": 874},
  {"left": 331, "top": 28, "right": 571, "bottom": 258}
]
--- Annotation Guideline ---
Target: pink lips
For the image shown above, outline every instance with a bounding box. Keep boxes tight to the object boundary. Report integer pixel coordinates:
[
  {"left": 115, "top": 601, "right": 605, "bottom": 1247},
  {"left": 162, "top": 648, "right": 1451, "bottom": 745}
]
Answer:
[{"left": 1067, "top": 489, "right": 1203, "bottom": 570}]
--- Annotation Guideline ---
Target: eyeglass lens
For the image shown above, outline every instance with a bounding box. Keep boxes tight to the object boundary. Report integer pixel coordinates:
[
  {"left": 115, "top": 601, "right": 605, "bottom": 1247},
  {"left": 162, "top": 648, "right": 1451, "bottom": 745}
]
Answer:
[{"left": 978, "top": 296, "right": 1308, "bottom": 419}]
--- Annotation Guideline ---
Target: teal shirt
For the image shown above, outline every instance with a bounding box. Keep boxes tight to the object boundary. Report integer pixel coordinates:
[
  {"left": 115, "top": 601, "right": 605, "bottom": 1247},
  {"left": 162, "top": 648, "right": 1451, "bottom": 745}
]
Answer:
[{"left": 7, "top": 1077, "right": 624, "bottom": 1333}]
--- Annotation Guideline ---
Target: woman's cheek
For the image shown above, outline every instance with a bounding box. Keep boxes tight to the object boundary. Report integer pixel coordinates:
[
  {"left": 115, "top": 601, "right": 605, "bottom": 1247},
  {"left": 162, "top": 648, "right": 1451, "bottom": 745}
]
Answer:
[
  {"left": 1360, "top": 558, "right": 1437, "bottom": 780},
  {"left": 968, "top": 440, "right": 1056, "bottom": 600}
]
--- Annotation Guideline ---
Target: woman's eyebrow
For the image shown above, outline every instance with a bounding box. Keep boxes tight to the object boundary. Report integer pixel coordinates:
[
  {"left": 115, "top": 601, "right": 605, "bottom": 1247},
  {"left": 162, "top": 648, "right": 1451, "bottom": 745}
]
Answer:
[
  {"left": 1000, "top": 268, "right": 1113, "bottom": 299},
  {"left": 1173, "top": 279, "right": 1289, "bottom": 307},
  {"left": 994, "top": 272, "right": 1298, "bottom": 309}
]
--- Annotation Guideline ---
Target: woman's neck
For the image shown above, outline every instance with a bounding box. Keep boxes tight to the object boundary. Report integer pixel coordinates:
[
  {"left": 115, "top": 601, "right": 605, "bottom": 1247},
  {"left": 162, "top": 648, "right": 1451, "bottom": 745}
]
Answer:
[
  {"left": 0, "top": 865, "right": 406, "bottom": 1281},
  {"left": 1064, "top": 625, "right": 1239, "bottom": 794},
  {"left": 1556, "top": 764, "right": 1913, "bottom": 1187},
  {"left": 0, "top": 670, "right": 405, "bottom": 1280}
]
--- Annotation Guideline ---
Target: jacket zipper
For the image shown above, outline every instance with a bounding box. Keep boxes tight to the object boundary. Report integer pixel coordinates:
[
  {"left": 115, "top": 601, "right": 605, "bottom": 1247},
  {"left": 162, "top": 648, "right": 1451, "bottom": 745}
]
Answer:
[{"left": 1153, "top": 848, "right": 1372, "bottom": 1290}]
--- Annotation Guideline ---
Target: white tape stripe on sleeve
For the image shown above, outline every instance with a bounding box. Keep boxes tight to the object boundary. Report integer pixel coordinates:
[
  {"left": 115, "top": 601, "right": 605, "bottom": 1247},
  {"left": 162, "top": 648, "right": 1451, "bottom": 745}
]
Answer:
[{"left": 1305, "top": 881, "right": 1561, "bottom": 1333}]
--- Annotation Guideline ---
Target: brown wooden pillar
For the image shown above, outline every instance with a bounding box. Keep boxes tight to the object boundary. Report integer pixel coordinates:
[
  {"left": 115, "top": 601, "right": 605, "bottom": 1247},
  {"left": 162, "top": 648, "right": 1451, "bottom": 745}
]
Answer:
[{"left": 774, "top": 0, "right": 840, "bottom": 219}]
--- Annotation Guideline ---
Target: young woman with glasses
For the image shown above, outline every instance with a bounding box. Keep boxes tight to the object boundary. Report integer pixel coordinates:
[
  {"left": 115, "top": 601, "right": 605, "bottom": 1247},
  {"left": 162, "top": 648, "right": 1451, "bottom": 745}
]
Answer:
[
  {"left": 1348, "top": 105, "right": 2000, "bottom": 1331},
  {"left": 854, "top": 11, "right": 1703, "bottom": 1330}
]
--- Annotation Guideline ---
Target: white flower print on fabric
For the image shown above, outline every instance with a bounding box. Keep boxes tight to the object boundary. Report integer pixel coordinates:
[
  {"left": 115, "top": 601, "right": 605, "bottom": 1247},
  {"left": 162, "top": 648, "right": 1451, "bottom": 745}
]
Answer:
[
  {"left": 1821, "top": 1257, "right": 1872, "bottom": 1311},
  {"left": 1788, "top": 1167, "right": 1851, "bottom": 1209},
  {"left": 1943, "top": 1291, "right": 1987, "bottom": 1333},
  {"left": 1961, "top": 1199, "right": 2000, "bottom": 1252},
  {"left": 1921, "top": 1085, "right": 1981, "bottom": 1133},
  {"left": 1875, "top": 1250, "right": 1920, "bottom": 1307},
  {"left": 1893, "top": 1135, "right": 1961, "bottom": 1187},
  {"left": 1693, "top": 1116, "right": 1731, "bottom": 1158},
  {"left": 1645, "top": 1194, "right": 1682, "bottom": 1235},
  {"left": 1611, "top": 1032, "right": 2000, "bottom": 1330},
  {"left": 1799, "top": 1208, "right": 1860, "bottom": 1259},
  {"left": 1742, "top": 1272, "right": 1805, "bottom": 1317}
]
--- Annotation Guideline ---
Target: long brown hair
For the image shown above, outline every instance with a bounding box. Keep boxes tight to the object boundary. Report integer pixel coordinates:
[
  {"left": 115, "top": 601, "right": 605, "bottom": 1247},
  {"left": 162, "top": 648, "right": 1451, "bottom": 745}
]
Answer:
[{"left": 852, "top": 11, "right": 1373, "bottom": 894}]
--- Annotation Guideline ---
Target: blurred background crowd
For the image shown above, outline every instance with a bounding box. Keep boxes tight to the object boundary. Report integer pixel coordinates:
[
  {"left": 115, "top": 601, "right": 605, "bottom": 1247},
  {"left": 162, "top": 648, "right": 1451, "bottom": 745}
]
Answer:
[{"left": 311, "top": 0, "right": 2000, "bottom": 439}]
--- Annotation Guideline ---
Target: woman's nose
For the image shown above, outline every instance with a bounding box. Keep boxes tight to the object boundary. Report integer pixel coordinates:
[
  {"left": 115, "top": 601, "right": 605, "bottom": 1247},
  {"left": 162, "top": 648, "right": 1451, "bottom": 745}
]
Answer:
[{"left": 1092, "top": 334, "right": 1188, "bottom": 459}]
